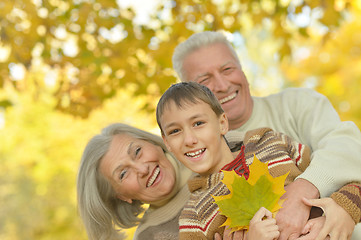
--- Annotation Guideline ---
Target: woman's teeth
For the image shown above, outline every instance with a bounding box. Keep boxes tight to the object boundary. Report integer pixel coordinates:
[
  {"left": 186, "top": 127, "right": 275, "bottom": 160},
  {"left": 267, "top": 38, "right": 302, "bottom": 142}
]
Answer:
[
  {"left": 147, "top": 166, "right": 160, "bottom": 187},
  {"left": 219, "top": 92, "right": 237, "bottom": 104},
  {"left": 186, "top": 149, "right": 205, "bottom": 158}
]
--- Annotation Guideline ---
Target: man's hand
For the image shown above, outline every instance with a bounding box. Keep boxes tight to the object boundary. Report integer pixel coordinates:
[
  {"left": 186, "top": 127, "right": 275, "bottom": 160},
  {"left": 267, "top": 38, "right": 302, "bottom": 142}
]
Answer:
[
  {"left": 300, "top": 197, "right": 355, "bottom": 240},
  {"left": 296, "top": 216, "right": 330, "bottom": 240},
  {"left": 276, "top": 178, "right": 319, "bottom": 240}
]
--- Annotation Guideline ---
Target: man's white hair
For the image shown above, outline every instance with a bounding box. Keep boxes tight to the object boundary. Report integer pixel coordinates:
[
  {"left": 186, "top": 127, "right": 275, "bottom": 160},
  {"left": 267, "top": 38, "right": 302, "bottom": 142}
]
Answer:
[{"left": 172, "top": 31, "right": 240, "bottom": 81}]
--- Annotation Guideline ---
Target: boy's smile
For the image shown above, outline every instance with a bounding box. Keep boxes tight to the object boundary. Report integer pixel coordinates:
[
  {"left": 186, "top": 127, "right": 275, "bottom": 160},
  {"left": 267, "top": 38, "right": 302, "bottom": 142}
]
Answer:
[
  {"left": 185, "top": 148, "right": 205, "bottom": 159},
  {"left": 160, "top": 100, "right": 234, "bottom": 175}
]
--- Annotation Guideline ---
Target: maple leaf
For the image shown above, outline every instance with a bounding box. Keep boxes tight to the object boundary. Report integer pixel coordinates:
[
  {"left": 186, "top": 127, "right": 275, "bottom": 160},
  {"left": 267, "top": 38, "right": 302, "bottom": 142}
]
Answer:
[{"left": 213, "top": 155, "right": 288, "bottom": 232}]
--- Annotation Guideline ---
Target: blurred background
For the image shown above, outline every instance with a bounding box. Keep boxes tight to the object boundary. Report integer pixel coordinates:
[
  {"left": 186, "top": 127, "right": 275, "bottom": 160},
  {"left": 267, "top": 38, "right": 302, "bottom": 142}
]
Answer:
[{"left": 0, "top": 0, "right": 360, "bottom": 239}]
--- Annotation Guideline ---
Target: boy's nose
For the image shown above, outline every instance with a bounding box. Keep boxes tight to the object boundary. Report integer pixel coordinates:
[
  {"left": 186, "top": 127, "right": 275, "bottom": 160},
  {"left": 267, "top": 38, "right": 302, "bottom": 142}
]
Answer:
[{"left": 184, "top": 129, "right": 198, "bottom": 146}]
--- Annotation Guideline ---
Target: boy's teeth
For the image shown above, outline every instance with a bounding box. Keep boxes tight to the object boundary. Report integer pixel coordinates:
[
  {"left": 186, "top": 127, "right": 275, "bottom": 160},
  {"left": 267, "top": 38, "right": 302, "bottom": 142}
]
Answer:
[
  {"left": 147, "top": 167, "right": 160, "bottom": 187},
  {"left": 186, "top": 149, "right": 205, "bottom": 158},
  {"left": 219, "top": 92, "right": 237, "bottom": 104}
]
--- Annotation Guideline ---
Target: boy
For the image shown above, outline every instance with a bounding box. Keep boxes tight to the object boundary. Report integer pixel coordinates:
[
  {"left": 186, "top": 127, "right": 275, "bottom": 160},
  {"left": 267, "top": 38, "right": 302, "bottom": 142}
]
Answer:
[
  {"left": 156, "top": 82, "right": 311, "bottom": 239},
  {"left": 156, "top": 82, "right": 360, "bottom": 239}
]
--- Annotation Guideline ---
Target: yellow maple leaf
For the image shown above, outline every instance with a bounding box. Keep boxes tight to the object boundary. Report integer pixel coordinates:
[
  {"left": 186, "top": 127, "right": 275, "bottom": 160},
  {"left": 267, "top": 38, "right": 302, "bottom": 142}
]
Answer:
[{"left": 213, "top": 155, "right": 288, "bottom": 232}]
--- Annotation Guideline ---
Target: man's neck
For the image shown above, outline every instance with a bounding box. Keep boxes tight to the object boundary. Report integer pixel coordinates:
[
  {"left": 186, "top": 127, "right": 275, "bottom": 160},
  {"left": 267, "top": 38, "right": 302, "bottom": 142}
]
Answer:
[{"left": 229, "top": 99, "right": 254, "bottom": 130}]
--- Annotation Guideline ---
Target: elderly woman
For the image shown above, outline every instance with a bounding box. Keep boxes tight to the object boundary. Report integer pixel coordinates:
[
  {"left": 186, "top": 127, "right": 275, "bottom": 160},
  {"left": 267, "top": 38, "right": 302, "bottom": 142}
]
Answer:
[{"left": 77, "top": 123, "right": 193, "bottom": 240}]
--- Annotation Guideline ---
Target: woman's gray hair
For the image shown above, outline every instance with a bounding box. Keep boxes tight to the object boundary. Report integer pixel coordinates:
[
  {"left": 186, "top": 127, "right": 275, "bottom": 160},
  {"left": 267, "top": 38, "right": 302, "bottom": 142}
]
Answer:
[
  {"left": 172, "top": 31, "right": 240, "bottom": 81},
  {"left": 77, "top": 123, "right": 168, "bottom": 240}
]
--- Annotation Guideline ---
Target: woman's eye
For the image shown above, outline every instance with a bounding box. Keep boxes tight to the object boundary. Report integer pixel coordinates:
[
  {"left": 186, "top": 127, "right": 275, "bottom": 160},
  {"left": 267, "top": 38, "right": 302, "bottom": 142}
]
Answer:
[
  {"left": 119, "top": 169, "right": 127, "bottom": 181},
  {"left": 135, "top": 147, "right": 141, "bottom": 156}
]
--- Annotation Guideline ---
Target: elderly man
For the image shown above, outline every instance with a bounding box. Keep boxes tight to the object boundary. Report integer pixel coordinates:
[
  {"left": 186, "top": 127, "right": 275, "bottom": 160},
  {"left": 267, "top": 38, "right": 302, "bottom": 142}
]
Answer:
[{"left": 172, "top": 31, "right": 361, "bottom": 240}]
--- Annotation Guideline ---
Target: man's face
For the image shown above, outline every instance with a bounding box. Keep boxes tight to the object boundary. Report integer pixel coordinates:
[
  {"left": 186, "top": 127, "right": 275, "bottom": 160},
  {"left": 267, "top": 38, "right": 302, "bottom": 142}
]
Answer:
[{"left": 182, "top": 43, "right": 253, "bottom": 129}]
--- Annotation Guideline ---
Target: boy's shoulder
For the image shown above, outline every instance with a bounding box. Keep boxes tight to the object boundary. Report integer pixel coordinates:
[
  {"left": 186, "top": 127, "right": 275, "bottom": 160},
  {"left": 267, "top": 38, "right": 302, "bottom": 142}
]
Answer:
[
  {"left": 243, "top": 127, "right": 280, "bottom": 144},
  {"left": 185, "top": 173, "right": 229, "bottom": 212},
  {"left": 180, "top": 173, "right": 228, "bottom": 228},
  {"left": 187, "top": 172, "right": 224, "bottom": 194}
]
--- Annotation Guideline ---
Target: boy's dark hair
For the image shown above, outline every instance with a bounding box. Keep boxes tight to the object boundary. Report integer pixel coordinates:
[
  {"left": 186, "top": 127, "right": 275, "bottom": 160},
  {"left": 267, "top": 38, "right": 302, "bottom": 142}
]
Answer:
[{"left": 156, "top": 82, "right": 224, "bottom": 135}]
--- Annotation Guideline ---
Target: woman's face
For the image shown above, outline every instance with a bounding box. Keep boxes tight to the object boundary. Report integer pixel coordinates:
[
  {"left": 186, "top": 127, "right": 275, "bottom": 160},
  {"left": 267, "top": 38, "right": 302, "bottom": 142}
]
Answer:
[{"left": 99, "top": 133, "right": 176, "bottom": 204}]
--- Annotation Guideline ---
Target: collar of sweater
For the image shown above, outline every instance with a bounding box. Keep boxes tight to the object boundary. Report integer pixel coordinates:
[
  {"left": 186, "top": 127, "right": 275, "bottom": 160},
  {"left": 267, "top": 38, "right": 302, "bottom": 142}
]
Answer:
[{"left": 187, "top": 172, "right": 224, "bottom": 193}]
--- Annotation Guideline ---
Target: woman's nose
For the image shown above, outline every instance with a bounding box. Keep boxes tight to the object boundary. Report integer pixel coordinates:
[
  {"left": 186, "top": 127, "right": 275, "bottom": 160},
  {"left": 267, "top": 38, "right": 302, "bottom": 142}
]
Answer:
[{"left": 134, "top": 163, "right": 149, "bottom": 176}]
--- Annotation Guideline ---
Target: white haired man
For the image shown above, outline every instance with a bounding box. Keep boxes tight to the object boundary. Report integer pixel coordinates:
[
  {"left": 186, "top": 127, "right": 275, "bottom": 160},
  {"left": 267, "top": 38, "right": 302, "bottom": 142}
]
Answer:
[{"left": 172, "top": 31, "right": 361, "bottom": 240}]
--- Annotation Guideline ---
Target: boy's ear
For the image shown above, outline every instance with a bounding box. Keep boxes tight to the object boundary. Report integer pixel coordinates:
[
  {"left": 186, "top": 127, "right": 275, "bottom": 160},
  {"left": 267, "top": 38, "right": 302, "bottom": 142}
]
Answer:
[
  {"left": 116, "top": 194, "right": 133, "bottom": 204},
  {"left": 219, "top": 113, "right": 229, "bottom": 135},
  {"left": 162, "top": 134, "right": 172, "bottom": 152}
]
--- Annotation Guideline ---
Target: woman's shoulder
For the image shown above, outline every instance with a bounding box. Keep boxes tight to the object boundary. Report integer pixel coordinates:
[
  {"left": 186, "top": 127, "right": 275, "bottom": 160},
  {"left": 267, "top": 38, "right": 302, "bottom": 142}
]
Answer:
[{"left": 134, "top": 210, "right": 181, "bottom": 240}]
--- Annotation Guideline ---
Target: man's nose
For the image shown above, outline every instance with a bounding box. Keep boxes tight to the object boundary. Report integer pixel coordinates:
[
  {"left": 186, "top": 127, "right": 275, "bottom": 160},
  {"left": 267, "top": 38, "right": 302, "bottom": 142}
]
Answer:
[{"left": 212, "top": 73, "right": 229, "bottom": 92}]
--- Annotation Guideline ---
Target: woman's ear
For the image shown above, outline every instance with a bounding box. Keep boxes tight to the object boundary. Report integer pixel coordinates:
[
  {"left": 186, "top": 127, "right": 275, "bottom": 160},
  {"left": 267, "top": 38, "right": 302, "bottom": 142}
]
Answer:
[
  {"left": 219, "top": 113, "right": 229, "bottom": 135},
  {"left": 117, "top": 194, "right": 133, "bottom": 204}
]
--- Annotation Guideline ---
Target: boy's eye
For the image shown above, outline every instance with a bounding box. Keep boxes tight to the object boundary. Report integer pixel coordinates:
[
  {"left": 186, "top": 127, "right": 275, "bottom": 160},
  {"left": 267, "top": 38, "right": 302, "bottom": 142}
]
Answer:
[
  {"left": 119, "top": 169, "right": 127, "bottom": 181},
  {"left": 168, "top": 129, "right": 180, "bottom": 135},
  {"left": 194, "top": 121, "right": 204, "bottom": 127}
]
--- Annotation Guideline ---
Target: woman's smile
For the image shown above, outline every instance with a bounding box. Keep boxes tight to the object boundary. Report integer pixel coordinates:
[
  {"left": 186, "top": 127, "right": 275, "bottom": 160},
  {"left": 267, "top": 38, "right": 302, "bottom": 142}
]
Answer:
[{"left": 146, "top": 166, "right": 160, "bottom": 187}]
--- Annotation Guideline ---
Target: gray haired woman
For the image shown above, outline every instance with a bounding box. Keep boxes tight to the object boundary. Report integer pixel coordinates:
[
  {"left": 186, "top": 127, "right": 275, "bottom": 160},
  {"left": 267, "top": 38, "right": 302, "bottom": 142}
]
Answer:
[{"left": 77, "top": 123, "right": 193, "bottom": 240}]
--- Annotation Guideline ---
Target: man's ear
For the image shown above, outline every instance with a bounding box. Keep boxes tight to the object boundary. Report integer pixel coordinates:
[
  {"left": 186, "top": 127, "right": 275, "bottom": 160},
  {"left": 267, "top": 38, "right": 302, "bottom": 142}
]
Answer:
[
  {"left": 117, "top": 194, "right": 133, "bottom": 204},
  {"left": 219, "top": 113, "right": 229, "bottom": 135}
]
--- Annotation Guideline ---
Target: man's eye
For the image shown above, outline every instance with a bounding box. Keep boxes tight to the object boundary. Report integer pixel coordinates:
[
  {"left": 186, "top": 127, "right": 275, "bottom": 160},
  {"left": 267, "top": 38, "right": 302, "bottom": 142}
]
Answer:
[
  {"left": 223, "top": 67, "right": 233, "bottom": 74},
  {"left": 198, "top": 77, "right": 209, "bottom": 85},
  {"left": 119, "top": 169, "right": 127, "bottom": 181}
]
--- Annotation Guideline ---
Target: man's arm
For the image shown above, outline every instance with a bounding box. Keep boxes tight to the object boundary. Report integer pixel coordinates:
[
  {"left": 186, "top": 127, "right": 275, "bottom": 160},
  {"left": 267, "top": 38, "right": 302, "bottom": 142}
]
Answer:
[
  {"left": 237, "top": 88, "right": 361, "bottom": 238},
  {"left": 275, "top": 89, "right": 361, "bottom": 239},
  {"left": 240, "top": 88, "right": 361, "bottom": 198},
  {"left": 287, "top": 89, "right": 361, "bottom": 197}
]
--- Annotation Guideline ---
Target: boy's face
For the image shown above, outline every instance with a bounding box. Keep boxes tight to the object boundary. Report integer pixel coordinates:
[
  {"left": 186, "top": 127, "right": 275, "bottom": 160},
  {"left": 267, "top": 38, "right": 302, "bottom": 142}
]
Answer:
[{"left": 160, "top": 100, "right": 229, "bottom": 175}]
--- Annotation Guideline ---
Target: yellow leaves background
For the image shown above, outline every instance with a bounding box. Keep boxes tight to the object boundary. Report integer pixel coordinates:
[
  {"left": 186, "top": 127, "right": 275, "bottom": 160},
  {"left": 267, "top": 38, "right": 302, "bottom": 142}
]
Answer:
[
  {"left": 0, "top": 0, "right": 360, "bottom": 239},
  {"left": 0, "top": 81, "right": 157, "bottom": 239}
]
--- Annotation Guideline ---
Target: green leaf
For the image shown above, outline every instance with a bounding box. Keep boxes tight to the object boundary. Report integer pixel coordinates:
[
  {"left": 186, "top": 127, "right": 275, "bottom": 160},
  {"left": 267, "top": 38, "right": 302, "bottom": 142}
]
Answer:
[{"left": 213, "top": 155, "right": 288, "bottom": 232}]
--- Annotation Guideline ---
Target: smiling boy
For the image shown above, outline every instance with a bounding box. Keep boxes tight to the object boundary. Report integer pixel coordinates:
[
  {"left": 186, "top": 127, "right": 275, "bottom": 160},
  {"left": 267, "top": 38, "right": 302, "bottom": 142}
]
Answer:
[{"left": 156, "top": 82, "right": 312, "bottom": 239}]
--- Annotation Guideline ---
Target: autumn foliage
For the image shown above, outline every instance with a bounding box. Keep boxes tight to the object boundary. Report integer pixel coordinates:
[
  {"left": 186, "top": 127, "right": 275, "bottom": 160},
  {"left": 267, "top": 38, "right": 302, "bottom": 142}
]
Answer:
[
  {"left": 0, "top": 1, "right": 360, "bottom": 239},
  {"left": 213, "top": 156, "right": 288, "bottom": 232}
]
